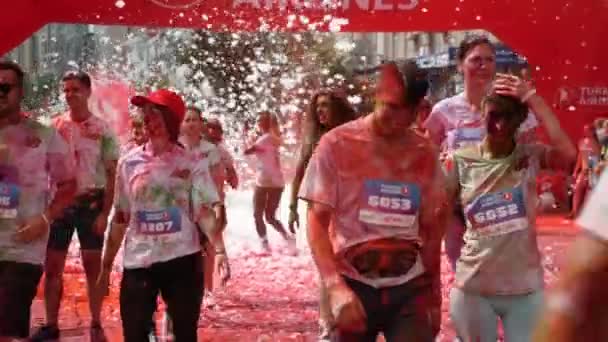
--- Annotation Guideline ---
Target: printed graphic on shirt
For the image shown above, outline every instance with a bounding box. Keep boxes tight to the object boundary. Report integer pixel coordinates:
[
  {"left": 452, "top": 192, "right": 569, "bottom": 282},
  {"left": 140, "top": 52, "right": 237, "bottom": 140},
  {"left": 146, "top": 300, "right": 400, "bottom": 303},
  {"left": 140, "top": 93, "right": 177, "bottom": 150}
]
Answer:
[
  {"left": 465, "top": 186, "right": 528, "bottom": 238},
  {"left": 136, "top": 207, "right": 182, "bottom": 235},
  {"left": 0, "top": 183, "right": 19, "bottom": 219},
  {"left": 359, "top": 180, "right": 420, "bottom": 230}
]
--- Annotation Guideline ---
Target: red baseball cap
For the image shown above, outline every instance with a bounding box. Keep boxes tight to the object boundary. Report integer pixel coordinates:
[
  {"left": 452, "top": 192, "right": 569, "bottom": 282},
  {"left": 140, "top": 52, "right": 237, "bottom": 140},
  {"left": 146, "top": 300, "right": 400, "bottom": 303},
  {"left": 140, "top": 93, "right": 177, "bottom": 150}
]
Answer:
[{"left": 131, "top": 89, "right": 186, "bottom": 122}]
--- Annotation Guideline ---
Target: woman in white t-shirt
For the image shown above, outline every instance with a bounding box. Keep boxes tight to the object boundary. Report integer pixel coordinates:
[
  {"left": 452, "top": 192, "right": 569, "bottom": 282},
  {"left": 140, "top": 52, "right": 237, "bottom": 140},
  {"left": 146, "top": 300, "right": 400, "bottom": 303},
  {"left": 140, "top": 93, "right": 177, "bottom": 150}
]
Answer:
[
  {"left": 98, "top": 89, "right": 227, "bottom": 342},
  {"left": 244, "top": 111, "right": 291, "bottom": 252},
  {"left": 424, "top": 35, "right": 538, "bottom": 270}
]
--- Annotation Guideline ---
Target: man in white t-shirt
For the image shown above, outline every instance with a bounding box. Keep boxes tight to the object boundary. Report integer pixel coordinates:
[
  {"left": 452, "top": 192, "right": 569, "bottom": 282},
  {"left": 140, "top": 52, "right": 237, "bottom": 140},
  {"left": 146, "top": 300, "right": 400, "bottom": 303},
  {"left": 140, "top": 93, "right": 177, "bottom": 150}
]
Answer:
[
  {"left": 535, "top": 170, "right": 608, "bottom": 341},
  {"left": 0, "top": 61, "right": 77, "bottom": 341}
]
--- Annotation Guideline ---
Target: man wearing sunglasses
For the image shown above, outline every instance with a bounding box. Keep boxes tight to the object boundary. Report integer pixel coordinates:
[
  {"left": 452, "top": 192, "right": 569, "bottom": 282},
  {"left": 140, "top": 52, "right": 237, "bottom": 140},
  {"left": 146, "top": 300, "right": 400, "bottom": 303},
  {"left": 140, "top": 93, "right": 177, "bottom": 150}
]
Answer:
[
  {"left": 0, "top": 61, "right": 76, "bottom": 340},
  {"left": 31, "top": 71, "right": 119, "bottom": 342}
]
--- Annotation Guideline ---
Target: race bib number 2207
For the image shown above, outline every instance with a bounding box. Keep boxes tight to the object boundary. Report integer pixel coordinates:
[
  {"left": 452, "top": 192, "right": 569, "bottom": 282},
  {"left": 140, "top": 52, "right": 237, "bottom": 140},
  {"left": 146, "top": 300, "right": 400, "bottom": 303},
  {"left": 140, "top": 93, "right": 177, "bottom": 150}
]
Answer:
[
  {"left": 136, "top": 207, "right": 182, "bottom": 235},
  {"left": 358, "top": 180, "right": 421, "bottom": 229},
  {"left": 465, "top": 186, "right": 528, "bottom": 237}
]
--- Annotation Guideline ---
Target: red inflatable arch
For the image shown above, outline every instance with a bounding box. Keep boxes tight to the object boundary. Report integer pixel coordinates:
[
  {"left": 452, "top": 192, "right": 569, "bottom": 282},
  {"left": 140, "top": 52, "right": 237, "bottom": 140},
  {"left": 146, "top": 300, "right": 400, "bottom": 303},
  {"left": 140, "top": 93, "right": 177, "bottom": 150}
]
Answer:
[{"left": 1, "top": 0, "right": 607, "bottom": 140}]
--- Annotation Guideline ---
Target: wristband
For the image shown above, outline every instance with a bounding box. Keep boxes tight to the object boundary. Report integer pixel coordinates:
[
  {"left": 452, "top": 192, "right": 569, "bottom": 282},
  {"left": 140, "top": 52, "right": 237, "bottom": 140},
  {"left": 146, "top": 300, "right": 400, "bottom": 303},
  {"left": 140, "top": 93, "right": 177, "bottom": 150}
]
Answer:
[
  {"left": 215, "top": 249, "right": 226, "bottom": 255},
  {"left": 522, "top": 88, "right": 537, "bottom": 103},
  {"left": 41, "top": 213, "right": 50, "bottom": 226}
]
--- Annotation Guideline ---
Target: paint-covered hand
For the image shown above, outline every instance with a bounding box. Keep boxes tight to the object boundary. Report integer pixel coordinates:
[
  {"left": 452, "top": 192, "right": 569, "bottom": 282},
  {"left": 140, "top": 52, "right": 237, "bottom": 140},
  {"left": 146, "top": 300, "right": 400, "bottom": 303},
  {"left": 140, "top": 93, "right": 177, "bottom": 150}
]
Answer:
[
  {"left": 13, "top": 214, "right": 50, "bottom": 243},
  {"left": 328, "top": 279, "right": 367, "bottom": 333},
  {"left": 215, "top": 252, "right": 231, "bottom": 286},
  {"left": 93, "top": 212, "right": 110, "bottom": 237},
  {"left": 288, "top": 209, "right": 299, "bottom": 234},
  {"left": 494, "top": 73, "right": 535, "bottom": 101}
]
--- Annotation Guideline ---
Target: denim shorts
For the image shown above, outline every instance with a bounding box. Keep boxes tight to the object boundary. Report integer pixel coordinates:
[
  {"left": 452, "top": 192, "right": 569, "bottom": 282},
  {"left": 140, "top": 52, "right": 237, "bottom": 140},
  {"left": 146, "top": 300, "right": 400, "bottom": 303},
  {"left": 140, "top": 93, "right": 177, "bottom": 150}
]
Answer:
[{"left": 47, "top": 189, "right": 105, "bottom": 251}]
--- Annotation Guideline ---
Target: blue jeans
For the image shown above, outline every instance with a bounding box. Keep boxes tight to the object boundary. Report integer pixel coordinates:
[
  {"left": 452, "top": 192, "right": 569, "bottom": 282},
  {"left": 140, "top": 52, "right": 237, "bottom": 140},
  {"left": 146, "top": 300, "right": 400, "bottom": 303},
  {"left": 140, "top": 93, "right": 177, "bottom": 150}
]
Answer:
[{"left": 449, "top": 287, "right": 543, "bottom": 342}]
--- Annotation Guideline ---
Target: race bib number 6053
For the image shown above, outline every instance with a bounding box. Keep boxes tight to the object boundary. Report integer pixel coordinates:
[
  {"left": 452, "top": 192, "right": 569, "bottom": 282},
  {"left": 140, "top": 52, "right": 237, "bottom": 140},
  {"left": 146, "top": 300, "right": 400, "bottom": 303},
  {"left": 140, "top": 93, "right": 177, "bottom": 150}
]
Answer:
[
  {"left": 465, "top": 186, "right": 528, "bottom": 238},
  {"left": 358, "top": 180, "right": 421, "bottom": 229},
  {"left": 136, "top": 207, "right": 182, "bottom": 235}
]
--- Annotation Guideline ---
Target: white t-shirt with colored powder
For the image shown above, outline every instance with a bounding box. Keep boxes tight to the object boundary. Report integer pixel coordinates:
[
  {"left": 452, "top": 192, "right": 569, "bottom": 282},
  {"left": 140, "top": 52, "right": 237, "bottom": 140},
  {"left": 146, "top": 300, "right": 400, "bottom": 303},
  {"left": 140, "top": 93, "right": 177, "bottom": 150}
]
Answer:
[{"left": 252, "top": 133, "right": 284, "bottom": 188}]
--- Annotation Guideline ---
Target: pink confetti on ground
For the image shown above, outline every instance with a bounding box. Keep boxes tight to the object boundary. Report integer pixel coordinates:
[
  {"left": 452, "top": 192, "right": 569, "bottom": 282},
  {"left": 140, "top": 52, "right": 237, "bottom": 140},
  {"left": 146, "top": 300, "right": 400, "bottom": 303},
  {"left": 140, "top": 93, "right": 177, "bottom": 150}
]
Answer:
[{"left": 31, "top": 190, "right": 578, "bottom": 341}]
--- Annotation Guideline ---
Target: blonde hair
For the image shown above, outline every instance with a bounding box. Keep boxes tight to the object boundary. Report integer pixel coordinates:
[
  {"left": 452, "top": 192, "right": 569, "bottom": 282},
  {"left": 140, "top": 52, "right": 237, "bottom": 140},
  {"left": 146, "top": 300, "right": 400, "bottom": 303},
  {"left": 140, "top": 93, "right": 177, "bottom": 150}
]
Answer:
[{"left": 259, "top": 111, "right": 282, "bottom": 145}]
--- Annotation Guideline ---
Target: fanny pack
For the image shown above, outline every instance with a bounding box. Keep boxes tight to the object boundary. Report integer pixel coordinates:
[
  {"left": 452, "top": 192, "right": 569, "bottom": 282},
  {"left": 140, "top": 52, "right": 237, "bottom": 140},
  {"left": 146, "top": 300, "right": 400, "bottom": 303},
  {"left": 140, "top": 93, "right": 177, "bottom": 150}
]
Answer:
[{"left": 344, "top": 240, "right": 420, "bottom": 279}]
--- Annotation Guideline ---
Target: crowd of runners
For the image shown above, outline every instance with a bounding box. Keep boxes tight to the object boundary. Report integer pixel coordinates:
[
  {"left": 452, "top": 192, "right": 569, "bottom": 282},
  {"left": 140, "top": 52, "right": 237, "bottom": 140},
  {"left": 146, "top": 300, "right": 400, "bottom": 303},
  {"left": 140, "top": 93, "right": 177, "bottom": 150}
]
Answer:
[{"left": 0, "top": 34, "right": 607, "bottom": 342}]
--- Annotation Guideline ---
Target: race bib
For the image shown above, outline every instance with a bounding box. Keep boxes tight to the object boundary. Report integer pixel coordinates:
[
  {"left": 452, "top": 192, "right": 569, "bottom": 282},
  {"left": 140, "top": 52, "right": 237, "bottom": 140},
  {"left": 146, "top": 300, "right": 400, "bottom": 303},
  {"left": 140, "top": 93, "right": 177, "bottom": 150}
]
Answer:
[
  {"left": 359, "top": 180, "right": 421, "bottom": 230},
  {"left": 465, "top": 186, "right": 528, "bottom": 238},
  {"left": 0, "top": 183, "right": 19, "bottom": 219},
  {"left": 447, "top": 126, "right": 485, "bottom": 150},
  {"left": 136, "top": 207, "right": 182, "bottom": 235}
]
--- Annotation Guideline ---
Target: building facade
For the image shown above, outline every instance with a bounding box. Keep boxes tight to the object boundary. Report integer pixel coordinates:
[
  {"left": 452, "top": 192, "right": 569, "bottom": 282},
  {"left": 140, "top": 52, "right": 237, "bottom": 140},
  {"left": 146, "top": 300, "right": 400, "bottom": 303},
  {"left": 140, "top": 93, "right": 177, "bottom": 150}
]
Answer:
[{"left": 340, "top": 31, "right": 527, "bottom": 100}]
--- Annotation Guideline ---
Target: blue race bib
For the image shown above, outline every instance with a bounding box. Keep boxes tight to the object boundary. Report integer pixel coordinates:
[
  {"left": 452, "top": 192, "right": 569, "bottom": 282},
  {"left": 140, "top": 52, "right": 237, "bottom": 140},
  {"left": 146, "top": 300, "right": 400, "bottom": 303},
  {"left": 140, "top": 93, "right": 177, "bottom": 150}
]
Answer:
[
  {"left": 465, "top": 186, "right": 528, "bottom": 237},
  {"left": 0, "top": 182, "right": 20, "bottom": 219},
  {"left": 136, "top": 207, "right": 182, "bottom": 235},
  {"left": 359, "top": 180, "right": 421, "bottom": 229},
  {"left": 449, "top": 126, "right": 485, "bottom": 150}
]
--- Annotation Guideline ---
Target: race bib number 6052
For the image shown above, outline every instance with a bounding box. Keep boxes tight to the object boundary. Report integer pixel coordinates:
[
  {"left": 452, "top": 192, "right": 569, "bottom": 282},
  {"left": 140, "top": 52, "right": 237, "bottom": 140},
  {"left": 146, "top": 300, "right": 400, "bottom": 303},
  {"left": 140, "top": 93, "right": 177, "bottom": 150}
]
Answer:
[
  {"left": 136, "top": 207, "right": 182, "bottom": 235},
  {"left": 465, "top": 186, "right": 528, "bottom": 238},
  {"left": 358, "top": 180, "right": 421, "bottom": 229}
]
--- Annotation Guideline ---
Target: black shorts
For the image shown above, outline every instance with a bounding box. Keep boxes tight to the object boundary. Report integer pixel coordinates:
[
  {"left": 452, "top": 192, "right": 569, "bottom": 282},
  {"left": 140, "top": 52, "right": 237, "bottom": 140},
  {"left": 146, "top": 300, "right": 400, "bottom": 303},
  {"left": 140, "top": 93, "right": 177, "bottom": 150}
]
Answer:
[
  {"left": 47, "top": 189, "right": 105, "bottom": 251},
  {"left": 0, "top": 261, "right": 43, "bottom": 338}
]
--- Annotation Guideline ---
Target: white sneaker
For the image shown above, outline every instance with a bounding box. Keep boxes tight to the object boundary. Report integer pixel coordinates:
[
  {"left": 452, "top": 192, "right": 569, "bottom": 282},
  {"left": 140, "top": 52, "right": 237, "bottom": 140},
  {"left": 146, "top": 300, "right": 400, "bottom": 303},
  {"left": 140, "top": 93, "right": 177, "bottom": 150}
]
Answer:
[{"left": 260, "top": 238, "right": 271, "bottom": 253}]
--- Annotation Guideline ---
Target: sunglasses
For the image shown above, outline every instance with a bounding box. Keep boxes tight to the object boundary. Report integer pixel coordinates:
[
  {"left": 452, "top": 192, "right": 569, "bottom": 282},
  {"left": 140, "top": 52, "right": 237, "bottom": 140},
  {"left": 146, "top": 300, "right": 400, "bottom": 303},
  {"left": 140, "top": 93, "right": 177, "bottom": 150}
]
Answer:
[{"left": 0, "top": 83, "right": 15, "bottom": 95}]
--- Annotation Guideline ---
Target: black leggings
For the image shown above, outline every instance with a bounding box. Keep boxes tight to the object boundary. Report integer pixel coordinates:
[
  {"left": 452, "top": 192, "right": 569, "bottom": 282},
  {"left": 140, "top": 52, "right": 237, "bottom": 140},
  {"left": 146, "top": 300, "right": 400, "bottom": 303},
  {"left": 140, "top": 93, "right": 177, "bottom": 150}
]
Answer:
[{"left": 120, "top": 253, "right": 204, "bottom": 342}]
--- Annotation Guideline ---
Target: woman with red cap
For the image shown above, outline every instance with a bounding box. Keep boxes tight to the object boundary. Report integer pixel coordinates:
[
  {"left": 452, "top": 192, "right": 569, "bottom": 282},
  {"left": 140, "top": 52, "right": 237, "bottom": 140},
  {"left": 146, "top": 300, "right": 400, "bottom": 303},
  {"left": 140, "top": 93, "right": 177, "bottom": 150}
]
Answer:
[
  {"left": 97, "top": 89, "right": 227, "bottom": 342},
  {"left": 299, "top": 62, "right": 448, "bottom": 341}
]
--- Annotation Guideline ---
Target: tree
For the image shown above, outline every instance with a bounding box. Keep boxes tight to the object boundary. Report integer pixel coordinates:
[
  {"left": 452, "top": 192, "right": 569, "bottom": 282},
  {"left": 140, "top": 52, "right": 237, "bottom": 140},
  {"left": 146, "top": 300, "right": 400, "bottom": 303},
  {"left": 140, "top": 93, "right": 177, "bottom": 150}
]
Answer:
[{"left": 172, "top": 31, "right": 362, "bottom": 130}]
